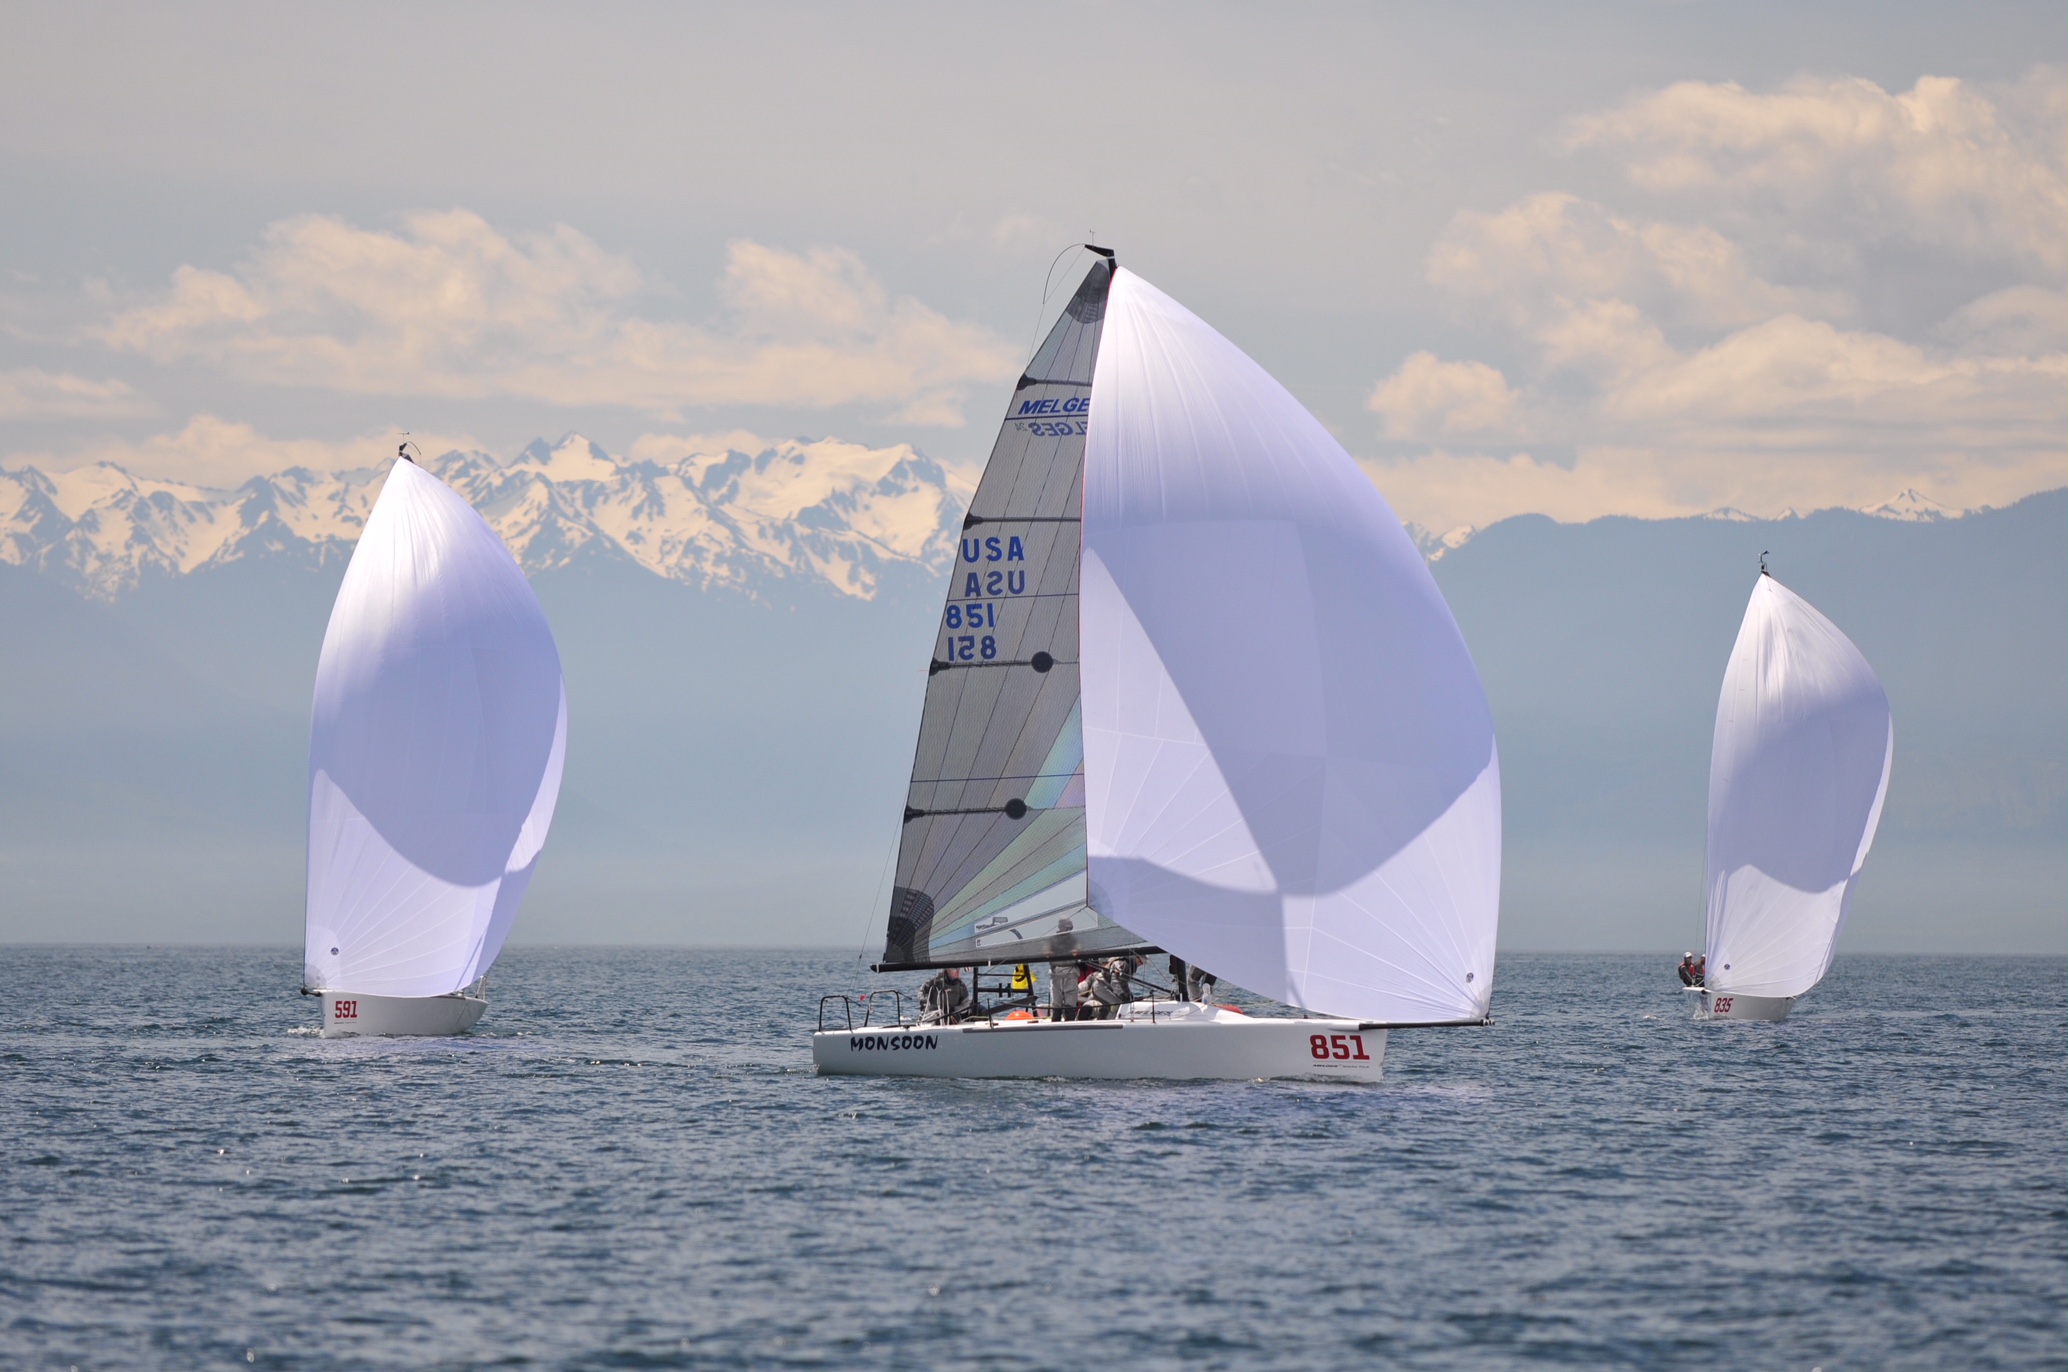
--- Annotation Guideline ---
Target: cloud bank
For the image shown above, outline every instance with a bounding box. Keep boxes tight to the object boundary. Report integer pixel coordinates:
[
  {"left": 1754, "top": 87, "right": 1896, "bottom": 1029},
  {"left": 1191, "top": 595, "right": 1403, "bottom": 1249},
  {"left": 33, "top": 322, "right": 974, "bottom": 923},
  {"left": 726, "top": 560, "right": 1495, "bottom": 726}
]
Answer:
[
  {"left": 0, "top": 369, "right": 150, "bottom": 421},
  {"left": 99, "top": 213, "right": 1019, "bottom": 424},
  {"left": 2, "top": 416, "right": 484, "bottom": 488},
  {"left": 1366, "top": 72, "right": 2066, "bottom": 534}
]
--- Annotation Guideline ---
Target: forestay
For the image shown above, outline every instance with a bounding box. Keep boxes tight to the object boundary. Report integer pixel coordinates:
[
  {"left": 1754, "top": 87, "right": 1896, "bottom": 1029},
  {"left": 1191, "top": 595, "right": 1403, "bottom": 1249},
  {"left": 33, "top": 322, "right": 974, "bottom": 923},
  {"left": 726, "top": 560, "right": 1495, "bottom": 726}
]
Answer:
[
  {"left": 303, "top": 457, "right": 567, "bottom": 999},
  {"left": 1706, "top": 575, "right": 1892, "bottom": 999},
  {"left": 883, "top": 257, "right": 1146, "bottom": 970},
  {"left": 1080, "top": 269, "right": 1500, "bottom": 1025}
]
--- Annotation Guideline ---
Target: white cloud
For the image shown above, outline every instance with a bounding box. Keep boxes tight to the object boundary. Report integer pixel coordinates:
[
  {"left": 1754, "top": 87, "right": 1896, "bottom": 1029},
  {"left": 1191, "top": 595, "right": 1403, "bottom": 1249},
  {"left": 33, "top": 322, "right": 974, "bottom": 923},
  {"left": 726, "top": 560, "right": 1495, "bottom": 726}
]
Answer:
[
  {"left": 1363, "top": 73, "right": 2067, "bottom": 533},
  {"left": 1428, "top": 192, "right": 1809, "bottom": 334},
  {"left": 1568, "top": 72, "right": 2067, "bottom": 275},
  {"left": 5, "top": 415, "right": 480, "bottom": 488},
  {"left": 0, "top": 368, "right": 151, "bottom": 420},
  {"left": 1367, "top": 352, "right": 1521, "bottom": 439},
  {"left": 1936, "top": 286, "right": 2067, "bottom": 357},
  {"left": 99, "top": 212, "right": 1019, "bottom": 424}
]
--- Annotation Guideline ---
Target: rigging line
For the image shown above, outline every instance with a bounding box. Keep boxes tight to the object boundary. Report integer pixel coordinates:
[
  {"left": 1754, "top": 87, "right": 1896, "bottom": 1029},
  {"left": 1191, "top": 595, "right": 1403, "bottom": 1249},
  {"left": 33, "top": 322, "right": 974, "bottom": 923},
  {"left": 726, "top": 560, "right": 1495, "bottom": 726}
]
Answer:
[
  {"left": 1025, "top": 243, "right": 1090, "bottom": 362},
  {"left": 853, "top": 814, "right": 902, "bottom": 966}
]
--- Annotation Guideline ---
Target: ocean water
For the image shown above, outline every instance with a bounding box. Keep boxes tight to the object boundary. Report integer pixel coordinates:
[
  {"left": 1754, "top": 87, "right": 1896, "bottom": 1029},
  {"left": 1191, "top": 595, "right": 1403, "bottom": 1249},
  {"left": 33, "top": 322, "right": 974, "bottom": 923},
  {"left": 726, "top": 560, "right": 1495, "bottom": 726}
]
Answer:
[{"left": 1, "top": 948, "right": 2061, "bottom": 1371}]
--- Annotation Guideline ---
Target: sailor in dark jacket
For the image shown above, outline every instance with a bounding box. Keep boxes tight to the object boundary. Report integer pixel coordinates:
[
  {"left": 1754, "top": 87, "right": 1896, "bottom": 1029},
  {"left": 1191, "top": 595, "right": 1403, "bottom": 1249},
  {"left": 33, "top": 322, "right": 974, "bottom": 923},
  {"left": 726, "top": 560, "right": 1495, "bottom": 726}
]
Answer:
[{"left": 919, "top": 967, "right": 970, "bottom": 1023}]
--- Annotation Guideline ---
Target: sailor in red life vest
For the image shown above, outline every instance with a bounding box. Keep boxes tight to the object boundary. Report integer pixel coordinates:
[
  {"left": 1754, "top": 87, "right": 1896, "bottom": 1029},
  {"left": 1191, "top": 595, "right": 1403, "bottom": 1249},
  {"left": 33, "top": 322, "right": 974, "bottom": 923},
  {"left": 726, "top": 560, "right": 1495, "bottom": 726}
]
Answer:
[{"left": 1678, "top": 953, "right": 1697, "bottom": 987}]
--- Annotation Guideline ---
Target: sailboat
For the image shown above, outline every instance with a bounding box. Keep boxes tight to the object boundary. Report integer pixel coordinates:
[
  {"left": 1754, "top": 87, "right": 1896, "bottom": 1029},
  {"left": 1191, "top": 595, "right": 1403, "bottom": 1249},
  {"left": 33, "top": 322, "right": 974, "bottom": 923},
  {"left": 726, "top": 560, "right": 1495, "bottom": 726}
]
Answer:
[
  {"left": 813, "top": 251, "right": 1502, "bottom": 1080},
  {"left": 1693, "top": 566, "right": 1892, "bottom": 1022},
  {"left": 302, "top": 449, "right": 567, "bottom": 1038}
]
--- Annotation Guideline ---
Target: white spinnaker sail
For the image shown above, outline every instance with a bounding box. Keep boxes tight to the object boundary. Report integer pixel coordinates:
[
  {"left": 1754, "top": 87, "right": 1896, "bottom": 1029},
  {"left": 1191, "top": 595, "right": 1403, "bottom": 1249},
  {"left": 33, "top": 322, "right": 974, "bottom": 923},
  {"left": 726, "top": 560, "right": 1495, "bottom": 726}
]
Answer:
[
  {"left": 303, "top": 458, "right": 566, "bottom": 998},
  {"left": 1081, "top": 268, "right": 1500, "bottom": 1024},
  {"left": 1705, "top": 575, "right": 1892, "bottom": 999}
]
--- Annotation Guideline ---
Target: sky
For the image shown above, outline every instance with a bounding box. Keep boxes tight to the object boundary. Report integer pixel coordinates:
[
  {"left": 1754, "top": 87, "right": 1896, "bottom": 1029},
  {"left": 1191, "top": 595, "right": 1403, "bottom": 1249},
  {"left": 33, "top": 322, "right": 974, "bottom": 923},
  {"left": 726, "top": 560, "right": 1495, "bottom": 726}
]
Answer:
[{"left": 0, "top": 2, "right": 2062, "bottom": 535}]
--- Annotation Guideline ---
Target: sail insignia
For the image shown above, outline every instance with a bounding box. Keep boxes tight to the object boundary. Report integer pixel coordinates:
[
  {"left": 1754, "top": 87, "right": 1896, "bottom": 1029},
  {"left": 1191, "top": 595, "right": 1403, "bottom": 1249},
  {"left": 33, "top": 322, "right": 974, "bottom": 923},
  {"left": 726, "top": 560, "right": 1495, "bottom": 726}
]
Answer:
[
  {"left": 881, "top": 259, "right": 1506, "bottom": 1023},
  {"left": 881, "top": 259, "right": 1149, "bottom": 970}
]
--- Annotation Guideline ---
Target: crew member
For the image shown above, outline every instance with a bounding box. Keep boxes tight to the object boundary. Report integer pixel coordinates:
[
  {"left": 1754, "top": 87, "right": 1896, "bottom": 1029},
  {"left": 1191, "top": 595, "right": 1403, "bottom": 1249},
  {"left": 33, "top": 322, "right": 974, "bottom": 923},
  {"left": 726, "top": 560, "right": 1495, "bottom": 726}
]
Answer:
[
  {"left": 1187, "top": 964, "right": 1217, "bottom": 1003},
  {"left": 1087, "top": 954, "right": 1143, "bottom": 1018},
  {"left": 1692, "top": 955, "right": 1706, "bottom": 987},
  {"left": 1677, "top": 953, "right": 1696, "bottom": 987},
  {"left": 1168, "top": 954, "right": 1190, "bottom": 1001},
  {"left": 1049, "top": 959, "right": 1080, "bottom": 1021},
  {"left": 919, "top": 966, "right": 970, "bottom": 1023}
]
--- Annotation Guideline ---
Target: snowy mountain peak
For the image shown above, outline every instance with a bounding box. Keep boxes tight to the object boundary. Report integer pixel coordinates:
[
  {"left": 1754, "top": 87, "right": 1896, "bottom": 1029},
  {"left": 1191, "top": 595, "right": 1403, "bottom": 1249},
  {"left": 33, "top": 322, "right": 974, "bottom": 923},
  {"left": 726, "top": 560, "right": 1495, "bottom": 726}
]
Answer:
[
  {"left": 0, "top": 435, "right": 975, "bottom": 601},
  {"left": 1863, "top": 488, "right": 1958, "bottom": 522},
  {"left": 1403, "top": 522, "right": 1481, "bottom": 562},
  {"left": 509, "top": 434, "right": 620, "bottom": 483}
]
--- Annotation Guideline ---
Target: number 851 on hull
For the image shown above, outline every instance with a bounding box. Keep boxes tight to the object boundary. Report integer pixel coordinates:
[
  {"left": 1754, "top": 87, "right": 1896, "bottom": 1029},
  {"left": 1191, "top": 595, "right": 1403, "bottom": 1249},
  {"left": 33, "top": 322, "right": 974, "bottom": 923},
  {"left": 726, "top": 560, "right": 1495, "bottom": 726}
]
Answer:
[{"left": 813, "top": 1001, "right": 1388, "bottom": 1082}]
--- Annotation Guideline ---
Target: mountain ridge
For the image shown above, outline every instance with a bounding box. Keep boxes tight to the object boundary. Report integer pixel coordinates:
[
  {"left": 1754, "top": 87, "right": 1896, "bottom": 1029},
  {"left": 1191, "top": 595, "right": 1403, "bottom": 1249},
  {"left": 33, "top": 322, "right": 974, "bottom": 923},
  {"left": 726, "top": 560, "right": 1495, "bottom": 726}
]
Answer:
[
  {"left": 0, "top": 434, "right": 974, "bottom": 602},
  {"left": 0, "top": 486, "right": 2056, "bottom": 949},
  {"left": 0, "top": 434, "right": 2021, "bottom": 594}
]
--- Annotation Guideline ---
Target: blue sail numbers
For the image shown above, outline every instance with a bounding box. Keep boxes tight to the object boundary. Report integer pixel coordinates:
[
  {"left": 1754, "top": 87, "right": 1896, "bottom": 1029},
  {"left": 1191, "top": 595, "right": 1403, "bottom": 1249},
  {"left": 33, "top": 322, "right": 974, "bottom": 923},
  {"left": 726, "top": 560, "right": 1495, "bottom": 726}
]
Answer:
[{"left": 883, "top": 255, "right": 1501, "bottom": 1025}]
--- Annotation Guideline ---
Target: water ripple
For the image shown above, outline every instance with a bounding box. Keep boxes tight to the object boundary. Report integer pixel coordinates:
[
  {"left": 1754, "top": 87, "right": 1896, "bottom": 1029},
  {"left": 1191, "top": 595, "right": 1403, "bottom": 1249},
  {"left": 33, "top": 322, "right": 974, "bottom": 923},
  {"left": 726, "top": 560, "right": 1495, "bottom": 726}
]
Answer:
[{"left": 0, "top": 947, "right": 2060, "bottom": 1369}]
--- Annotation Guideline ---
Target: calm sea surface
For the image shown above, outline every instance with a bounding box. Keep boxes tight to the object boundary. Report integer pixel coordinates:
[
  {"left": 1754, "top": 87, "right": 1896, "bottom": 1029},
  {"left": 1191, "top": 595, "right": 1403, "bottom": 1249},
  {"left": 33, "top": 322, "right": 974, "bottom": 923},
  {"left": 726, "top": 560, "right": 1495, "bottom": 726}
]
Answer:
[{"left": 1, "top": 948, "right": 2061, "bottom": 1370}]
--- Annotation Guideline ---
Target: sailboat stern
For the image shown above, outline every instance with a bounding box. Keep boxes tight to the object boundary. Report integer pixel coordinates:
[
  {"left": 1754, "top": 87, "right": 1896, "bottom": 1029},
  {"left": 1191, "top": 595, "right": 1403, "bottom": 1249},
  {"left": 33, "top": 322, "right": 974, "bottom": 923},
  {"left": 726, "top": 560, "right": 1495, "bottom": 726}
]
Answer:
[
  {"left": 319, "top": 989, "right": 489, "bottom": 1038},
  {"left": 1696, "top": 990, "right": 1795, "bottom": 1022}
]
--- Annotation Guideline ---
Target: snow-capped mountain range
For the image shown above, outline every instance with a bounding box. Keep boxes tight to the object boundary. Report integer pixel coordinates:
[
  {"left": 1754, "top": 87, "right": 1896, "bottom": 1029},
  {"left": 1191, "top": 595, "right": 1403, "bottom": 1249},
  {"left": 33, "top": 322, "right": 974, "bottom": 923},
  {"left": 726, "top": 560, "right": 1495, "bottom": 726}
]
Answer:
[
  {"left": 0, "top": 433, "right": 1984, "bottom": 596},
  {"left": 0, "top": 434, "right": 974, "bottom": 600}
]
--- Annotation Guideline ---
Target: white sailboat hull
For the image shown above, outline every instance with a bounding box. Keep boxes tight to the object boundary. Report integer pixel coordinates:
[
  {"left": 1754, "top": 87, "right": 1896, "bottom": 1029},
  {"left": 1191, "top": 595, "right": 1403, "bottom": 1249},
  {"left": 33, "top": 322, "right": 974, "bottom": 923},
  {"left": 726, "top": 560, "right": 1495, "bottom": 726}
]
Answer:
[
  {"left": 319, "top": 990, "right": 488, "bottom": 1038},
  {"left": 1692, "top": 989, "right": 1795, "bottom": 1021},
  {"left": 813, "top": 1003, "right": 1387, "bottom": 1081}
]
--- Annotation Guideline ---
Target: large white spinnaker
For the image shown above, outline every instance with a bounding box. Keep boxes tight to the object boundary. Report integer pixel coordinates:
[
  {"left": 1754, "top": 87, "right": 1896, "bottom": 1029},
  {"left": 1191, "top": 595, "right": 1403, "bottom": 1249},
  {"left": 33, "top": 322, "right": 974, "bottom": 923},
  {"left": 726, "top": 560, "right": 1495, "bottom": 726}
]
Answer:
[
  {"left": 1080, "top": 268, "right": 1500, "bottom": 1025},
  {"left": 303, "top": 456, "right": 566, "bottom": 1001},
  {"left": 1705, "top": 575, "right": 1892, "bottom": 1000}
]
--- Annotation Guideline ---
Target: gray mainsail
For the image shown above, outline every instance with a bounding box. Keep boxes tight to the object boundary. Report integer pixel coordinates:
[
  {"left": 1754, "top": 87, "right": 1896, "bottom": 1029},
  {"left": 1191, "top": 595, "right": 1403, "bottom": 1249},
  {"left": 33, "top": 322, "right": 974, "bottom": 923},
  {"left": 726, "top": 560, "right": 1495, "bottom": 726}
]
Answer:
[{"left": 880, "top": 257, "right": 1148, "bottom": 970}]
